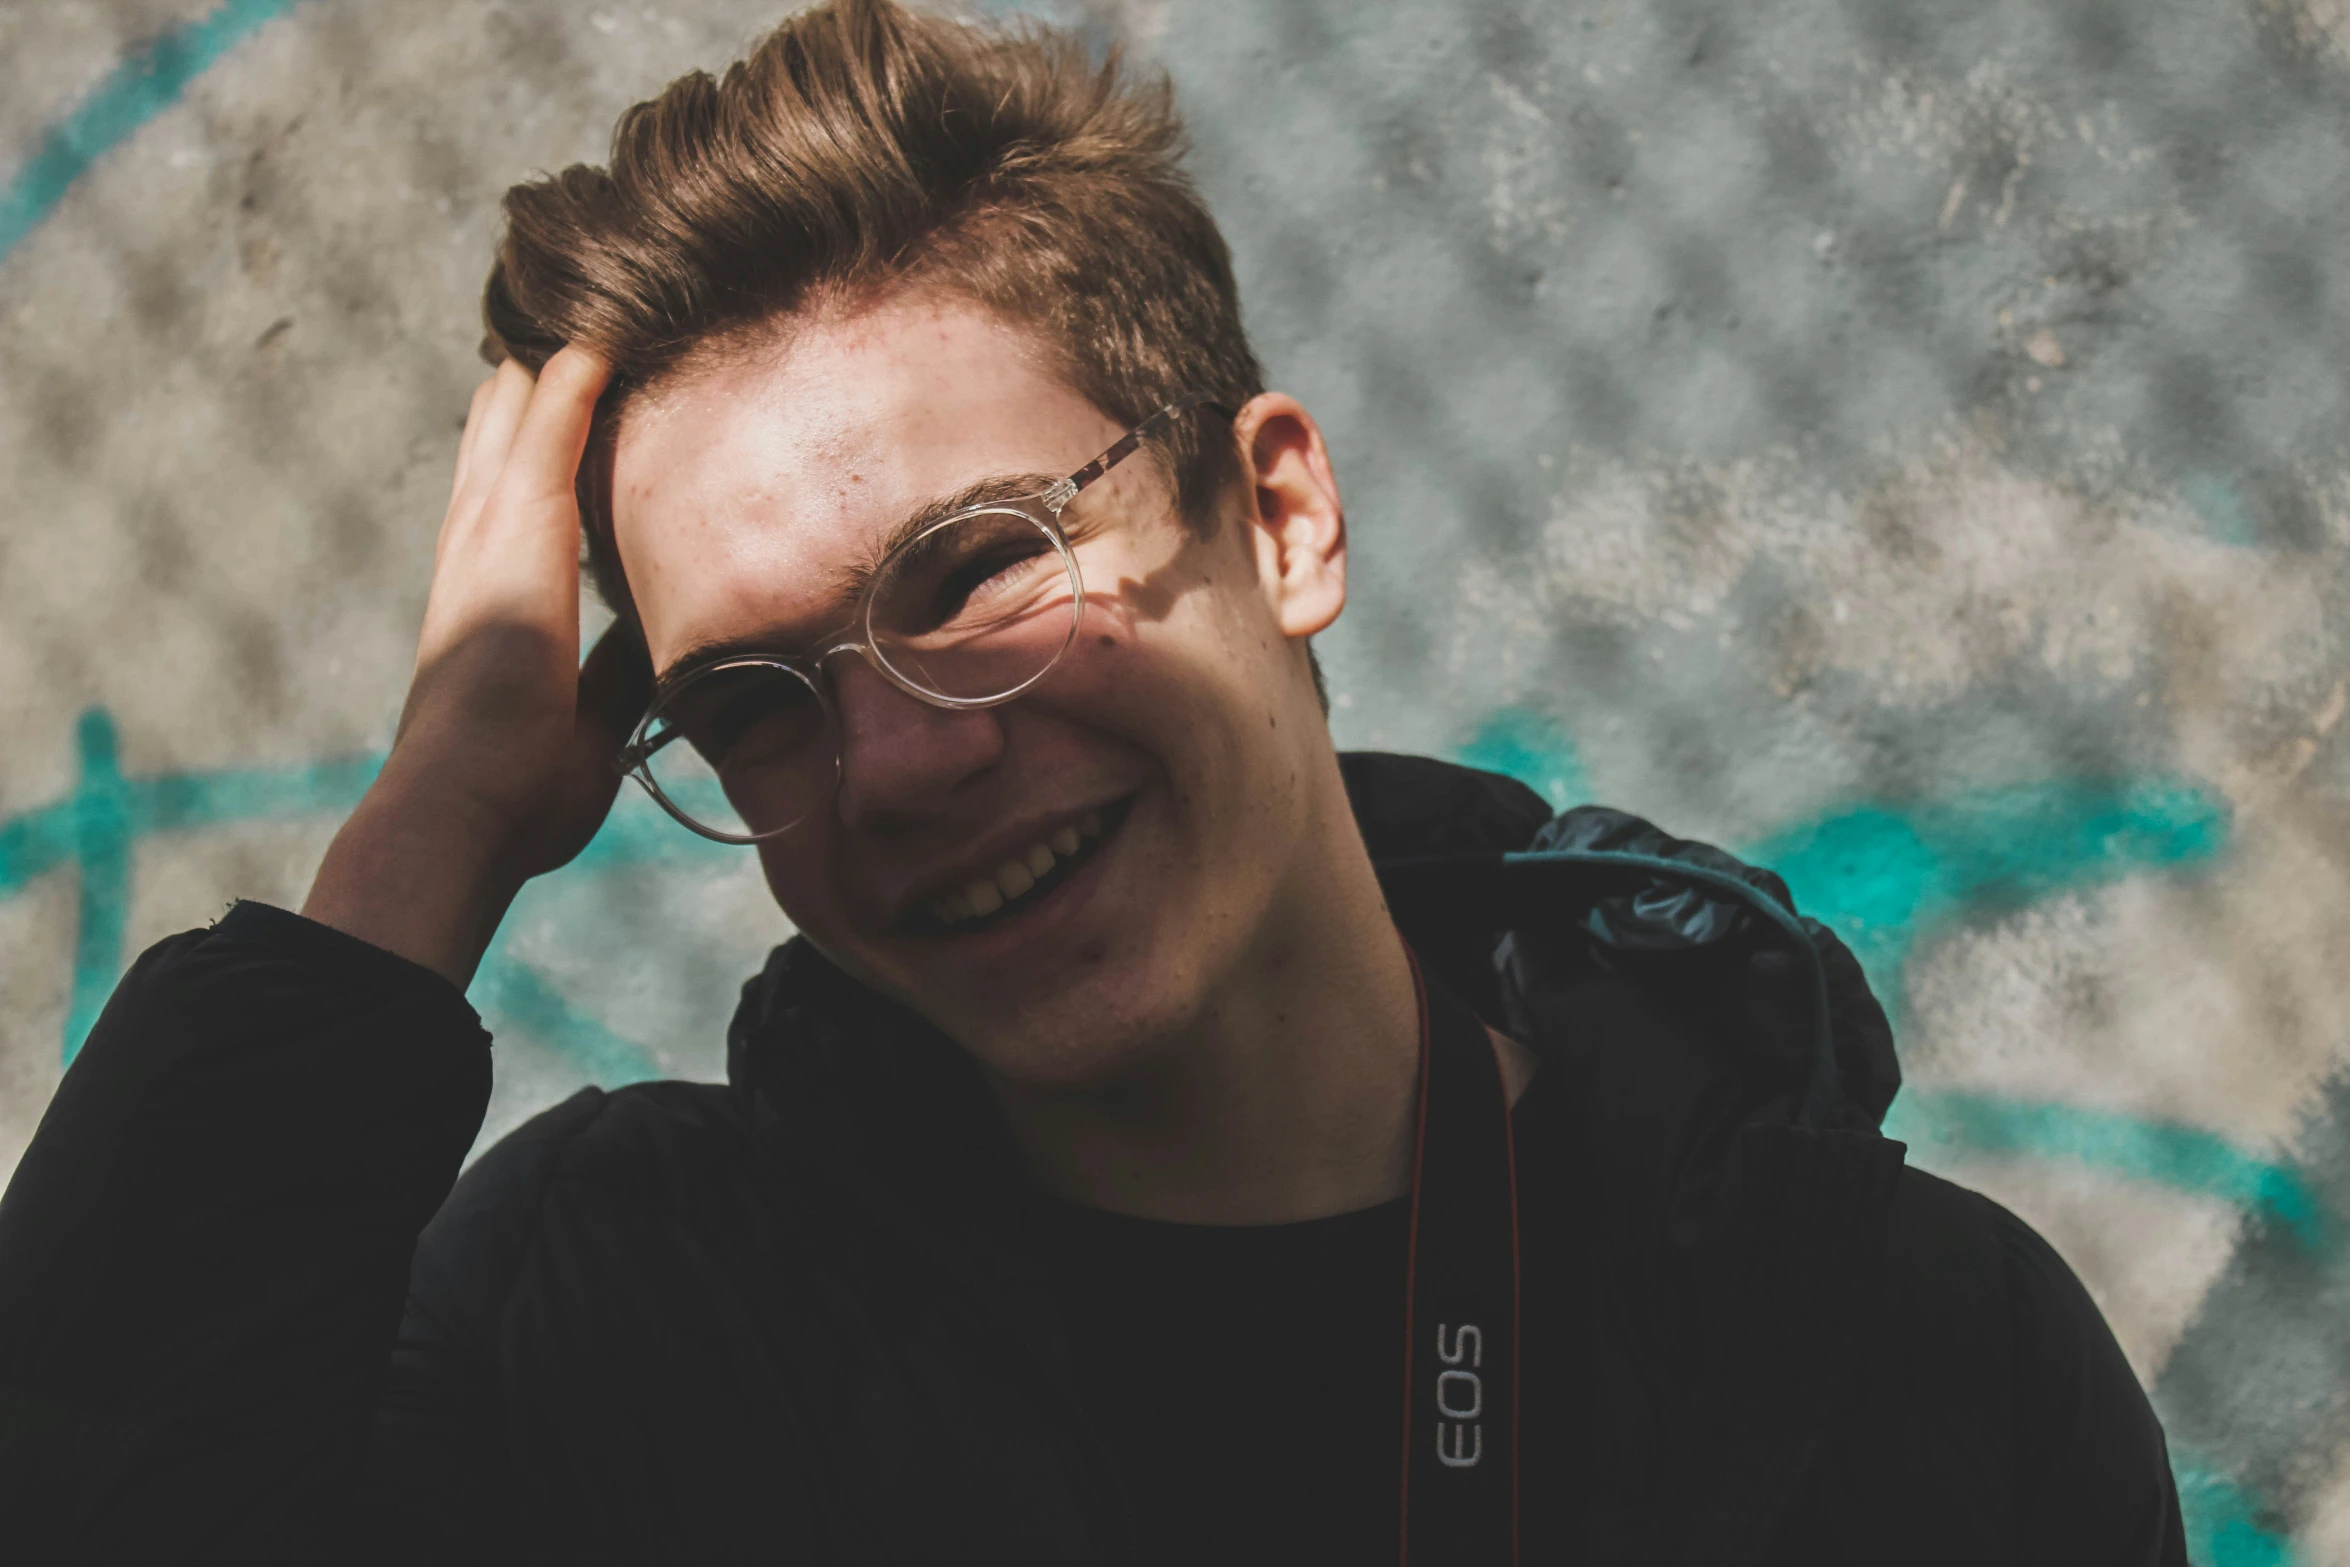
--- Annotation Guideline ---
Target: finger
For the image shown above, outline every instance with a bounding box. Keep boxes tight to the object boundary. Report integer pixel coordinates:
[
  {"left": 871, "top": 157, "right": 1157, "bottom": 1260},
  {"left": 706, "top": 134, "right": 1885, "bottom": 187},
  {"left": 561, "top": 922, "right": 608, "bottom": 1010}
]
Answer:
[
  {"left": 436, "top": 374, "right": 512, "bottom": 571},
  {"left": 498, "top": 345, "right": 611, "bottom": 510},
  {"left": 436, "top": 361, "right": 541, "bottom": 574},
  {"left": 449, "top": 375, "right": 500, "bottom": 504},
  {"left": 418, "top": 350, "right": 606, "bottom": 665},
  {"left": 435, "top": 376, "right": 504, "bottom": 571},
  {"left": 454, "top": 360, "right": 538, "bottom": 508}
]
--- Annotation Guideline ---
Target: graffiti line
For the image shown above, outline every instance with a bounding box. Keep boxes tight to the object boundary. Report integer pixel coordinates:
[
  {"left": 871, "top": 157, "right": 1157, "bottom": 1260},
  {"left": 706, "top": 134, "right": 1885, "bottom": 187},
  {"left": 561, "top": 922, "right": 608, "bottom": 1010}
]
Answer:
[
  {"left": 0, "top": 0, "right": 298, "bottom": 265},
  {"left": 1751, "top": 780, "right": 2229, "bottom": 989},
  {"left": 0, "top": 706, "right": 727, "bottom": 1067},
  {"left": 4, "top": 709, "right": 384, "bottom": 1059},
  {"left": 2175, "top": 1457, "right": 2300, "bottom": 1567},
  {"left": 1889, "top": 1089, "right": 2324, "bottom": 1251},
  {"left": 1449, "top": 715, "right": 2230, "bottom": 1000},
  {"left": 469, "top": 938, "right": 664, "bottom": 1086},
  {"left": 65, "top": 711, "right": 131, "bottom": 1064}
]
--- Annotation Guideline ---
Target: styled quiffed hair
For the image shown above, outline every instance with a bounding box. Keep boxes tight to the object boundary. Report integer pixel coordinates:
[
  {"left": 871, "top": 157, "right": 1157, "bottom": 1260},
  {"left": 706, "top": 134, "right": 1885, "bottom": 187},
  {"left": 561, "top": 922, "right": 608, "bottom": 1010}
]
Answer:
[{"left": 480, "top": 0, "right": 1267, "bottom": 623}]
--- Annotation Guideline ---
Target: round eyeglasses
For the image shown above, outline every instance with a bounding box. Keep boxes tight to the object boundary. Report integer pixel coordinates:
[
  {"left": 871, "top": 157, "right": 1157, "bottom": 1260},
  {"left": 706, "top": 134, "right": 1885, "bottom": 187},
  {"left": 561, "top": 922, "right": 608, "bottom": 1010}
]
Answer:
[{"left": 614, "top": 397, "right": 1226, "bottom": 843}]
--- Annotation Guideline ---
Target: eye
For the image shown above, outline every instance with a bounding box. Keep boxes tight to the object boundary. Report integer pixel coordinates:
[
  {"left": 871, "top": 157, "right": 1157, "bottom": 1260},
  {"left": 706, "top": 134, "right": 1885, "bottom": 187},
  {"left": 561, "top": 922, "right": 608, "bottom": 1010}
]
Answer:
[
  {"left": 660, "top": 667, "right": 823, "bottom": 766},
  {"left": 933, "top": 535, "right": 1054, "bottom": 617},
  {"left": 874, "top": 509, "right": 1065, "bottom": 640}
]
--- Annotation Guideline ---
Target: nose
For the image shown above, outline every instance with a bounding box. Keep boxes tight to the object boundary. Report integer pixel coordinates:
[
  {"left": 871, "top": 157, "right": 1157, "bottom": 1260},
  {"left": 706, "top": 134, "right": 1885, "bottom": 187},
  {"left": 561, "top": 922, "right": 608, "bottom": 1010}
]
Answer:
[{"left": 829, "top": 653, "right": 1006, "bottom": 830}]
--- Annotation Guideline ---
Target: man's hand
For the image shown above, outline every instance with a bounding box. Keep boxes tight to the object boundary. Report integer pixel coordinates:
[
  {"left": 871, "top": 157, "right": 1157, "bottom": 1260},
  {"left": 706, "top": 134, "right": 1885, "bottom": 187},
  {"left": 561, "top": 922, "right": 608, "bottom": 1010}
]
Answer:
[{"left": 303, "top": 348, "right": 652, "bottom": 986}]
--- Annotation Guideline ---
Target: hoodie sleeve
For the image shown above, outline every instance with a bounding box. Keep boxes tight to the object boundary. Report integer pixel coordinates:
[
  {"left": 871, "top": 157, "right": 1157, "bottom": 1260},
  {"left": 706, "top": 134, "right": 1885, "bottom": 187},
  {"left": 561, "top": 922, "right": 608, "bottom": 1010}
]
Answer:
[
  {"left": 0, "top": 900, "right": 492, "bottom": 1563},
  {"left": 1995, "top": 1200, "right": 2189, "bottom": 1567},
  {"left": 363, "top": 1082, "right": 614, "bottom": 1562}
]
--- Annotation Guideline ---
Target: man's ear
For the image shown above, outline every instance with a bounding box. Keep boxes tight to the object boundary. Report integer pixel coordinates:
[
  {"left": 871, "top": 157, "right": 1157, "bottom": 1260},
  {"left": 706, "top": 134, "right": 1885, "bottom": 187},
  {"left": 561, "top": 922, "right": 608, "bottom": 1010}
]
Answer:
[{"left": 1232, "top": 393, "right": 1347, "bottom": 639}]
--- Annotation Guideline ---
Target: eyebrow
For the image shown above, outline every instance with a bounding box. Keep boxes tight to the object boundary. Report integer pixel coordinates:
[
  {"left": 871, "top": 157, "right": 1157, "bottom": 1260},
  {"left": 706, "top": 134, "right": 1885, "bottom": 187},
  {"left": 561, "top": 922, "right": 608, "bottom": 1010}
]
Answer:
[
  {"left": 652, "top": 468, "right": 1063, "bottom": 694},
  {"left": 861, "top": 470, "right": 1062, "bottom": 578}
]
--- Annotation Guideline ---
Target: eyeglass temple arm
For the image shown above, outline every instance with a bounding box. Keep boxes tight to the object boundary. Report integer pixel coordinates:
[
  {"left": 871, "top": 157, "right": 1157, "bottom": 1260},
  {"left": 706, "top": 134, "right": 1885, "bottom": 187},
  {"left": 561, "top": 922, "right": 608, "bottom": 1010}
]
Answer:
[
  {"left": 1040, "top": 395, "right": 1233, "bottom": 515},
  {"left": 613, "top": 725, "right": 683, "bottom": 776}
]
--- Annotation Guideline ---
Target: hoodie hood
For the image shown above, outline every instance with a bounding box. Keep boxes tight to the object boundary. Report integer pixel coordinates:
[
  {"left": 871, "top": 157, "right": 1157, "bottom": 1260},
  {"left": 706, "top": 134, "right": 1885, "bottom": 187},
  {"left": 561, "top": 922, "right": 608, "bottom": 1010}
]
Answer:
[{"left": 1334, "top": 750, "right": 1900, "bottom": 1132}]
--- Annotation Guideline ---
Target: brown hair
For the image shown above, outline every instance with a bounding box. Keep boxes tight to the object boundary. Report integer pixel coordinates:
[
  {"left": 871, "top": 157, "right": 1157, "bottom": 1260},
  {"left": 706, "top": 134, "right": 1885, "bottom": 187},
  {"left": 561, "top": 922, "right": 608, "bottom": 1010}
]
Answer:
[{"left": 479, "top": 0, "right": 1266, "bottom": 624}]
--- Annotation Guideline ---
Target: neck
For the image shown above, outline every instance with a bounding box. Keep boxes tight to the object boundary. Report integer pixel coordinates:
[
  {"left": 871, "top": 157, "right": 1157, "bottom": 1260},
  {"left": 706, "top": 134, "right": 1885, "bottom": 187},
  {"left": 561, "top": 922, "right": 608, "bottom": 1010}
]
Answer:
[{"left": 989, "top": 763, "right": 1425, "bottom": 1226}]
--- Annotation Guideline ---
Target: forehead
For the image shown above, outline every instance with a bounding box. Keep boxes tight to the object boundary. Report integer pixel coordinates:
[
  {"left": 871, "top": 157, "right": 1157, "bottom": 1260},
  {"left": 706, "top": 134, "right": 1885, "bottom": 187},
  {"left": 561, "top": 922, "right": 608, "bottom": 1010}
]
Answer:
[{"left": 610, "top": 294, "right": 1123, "bottom": 670}]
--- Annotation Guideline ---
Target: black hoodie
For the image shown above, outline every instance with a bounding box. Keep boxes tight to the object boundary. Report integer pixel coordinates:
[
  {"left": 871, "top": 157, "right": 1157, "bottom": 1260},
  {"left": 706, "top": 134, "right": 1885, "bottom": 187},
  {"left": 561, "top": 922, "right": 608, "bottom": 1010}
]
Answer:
[{"left": 0, "top": 754, "right": 2185, "bottom": 1564}]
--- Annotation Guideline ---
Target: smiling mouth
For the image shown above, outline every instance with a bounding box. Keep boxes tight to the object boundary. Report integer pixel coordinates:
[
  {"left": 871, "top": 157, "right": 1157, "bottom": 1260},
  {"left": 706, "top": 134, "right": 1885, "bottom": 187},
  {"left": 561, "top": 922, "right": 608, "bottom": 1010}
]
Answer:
[{"left": 913, "top": 796, "right": 1134, "bottom": 936}]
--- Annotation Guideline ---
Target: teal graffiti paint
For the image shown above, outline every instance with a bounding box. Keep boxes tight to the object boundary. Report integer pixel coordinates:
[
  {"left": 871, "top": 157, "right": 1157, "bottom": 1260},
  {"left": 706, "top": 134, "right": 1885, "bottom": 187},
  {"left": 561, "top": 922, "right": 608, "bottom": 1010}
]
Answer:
[
  {"left": 2176, "top": 1458, "right": 2299, "bottom": 1567},
  {"left": 456, "top": 783, "right": 734, "bottom": 1086},
  {"left": 1455, "top": 709, "right": 1588, "bottom": 808},
  {"left": 0, "top": 0, "right": 299, "bottom": 265},
  {"left": 2181, "top": 472, "right": 2265, "bottom": 550},
  {"left": 1751, "top": 780, "right": 2290, "bottom": 1232},
  {"left": 1887, "top": 1090, "right": 2324, "bottom": 1251},
  {"left": 0, "top": 708, "right": 713, "bottom": 1076},
  {"left": 33, "top": 709, "right": 386, "bottom": 1062},
  {"left": 571, "top": 781, "right": 737, "bottom": 871},
  {"left": 0, "top": 799, "right": 74, "bottom": 895},
  {"left": 468, "top": 943, "right": 664, "bottom": 1087},
  {"left": 1752, "top": 778, "right": 2230, "bottom": 994},
  {"left": 136, "top": 752, "right": 386, "bottom": 832},
  {"left": 1451, "top": 706, "right": 2229, "bottom": 1001},
  {"left": 63, "top": 711, "right": 133, "bottom": 1064}
]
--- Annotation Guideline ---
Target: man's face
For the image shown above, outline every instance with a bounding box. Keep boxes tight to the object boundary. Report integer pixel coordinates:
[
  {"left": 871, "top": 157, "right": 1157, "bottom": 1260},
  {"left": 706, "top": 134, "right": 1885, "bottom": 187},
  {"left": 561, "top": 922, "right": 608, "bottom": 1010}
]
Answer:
[{"left": 610, "top": 295, "right": 1341, "bottom": 1091}]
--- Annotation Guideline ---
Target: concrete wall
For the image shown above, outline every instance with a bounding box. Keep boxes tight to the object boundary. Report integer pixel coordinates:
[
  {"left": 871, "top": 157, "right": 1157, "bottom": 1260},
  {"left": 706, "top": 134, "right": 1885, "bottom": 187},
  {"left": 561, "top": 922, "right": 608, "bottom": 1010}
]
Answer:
[{"left": 4, "top": 0, "right": 2347, "bottom": 1557}]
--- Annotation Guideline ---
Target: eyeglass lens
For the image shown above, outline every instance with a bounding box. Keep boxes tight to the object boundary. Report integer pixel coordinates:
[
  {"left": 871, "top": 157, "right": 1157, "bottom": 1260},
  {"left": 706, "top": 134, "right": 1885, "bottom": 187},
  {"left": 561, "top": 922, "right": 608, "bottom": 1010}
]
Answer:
[
  {"left": 638, "top": 506, "right": 1080, "bottom": 840},
  {"left": 867, "top": 507, "right": 1078, "bottom": 700}
]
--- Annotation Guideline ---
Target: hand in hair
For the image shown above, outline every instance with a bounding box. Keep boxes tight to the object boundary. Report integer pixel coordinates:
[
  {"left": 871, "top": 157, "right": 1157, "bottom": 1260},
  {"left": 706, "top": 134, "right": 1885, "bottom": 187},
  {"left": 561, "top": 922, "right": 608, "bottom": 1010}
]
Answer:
[{"left": 302, "top": 347, "right": 651, "bottom": 986}]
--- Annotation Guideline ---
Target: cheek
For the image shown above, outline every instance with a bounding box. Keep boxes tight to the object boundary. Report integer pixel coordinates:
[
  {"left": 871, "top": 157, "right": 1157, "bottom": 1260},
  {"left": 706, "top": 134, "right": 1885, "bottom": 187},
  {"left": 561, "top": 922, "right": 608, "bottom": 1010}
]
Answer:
[
  {"left": 754, "top": 833, "right": 846, "bottom": 932},
  {"left": 1059, "top": 620, "right": 1220, "bottom": 744},
  {"left": 1074, "top": 541, "right": 1269, "bottom": 698},
  {"left": 1065, "top": 612, "right": 1284, "bottom": 811}
]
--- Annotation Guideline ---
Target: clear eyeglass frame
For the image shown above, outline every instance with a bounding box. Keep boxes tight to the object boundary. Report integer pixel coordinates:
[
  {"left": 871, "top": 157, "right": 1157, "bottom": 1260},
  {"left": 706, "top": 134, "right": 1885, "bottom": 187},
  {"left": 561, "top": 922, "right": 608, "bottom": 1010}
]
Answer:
[{"left": 615, "top": 394, "right": 1229, "bottom": 844}]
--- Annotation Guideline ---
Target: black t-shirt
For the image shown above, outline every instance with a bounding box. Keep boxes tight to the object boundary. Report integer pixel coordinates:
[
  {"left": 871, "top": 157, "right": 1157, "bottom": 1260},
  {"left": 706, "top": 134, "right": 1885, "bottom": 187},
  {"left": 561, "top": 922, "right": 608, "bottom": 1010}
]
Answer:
[
  {"left": 1039, "top": 1185, "right": 1413, "bottom": 1565},
  {"left": 1033, "top": 1064, "right": 2178, "bottom": 1566},
  {"left": 1035, "top": 1071, "right": 1618, "bottom": 1566}
]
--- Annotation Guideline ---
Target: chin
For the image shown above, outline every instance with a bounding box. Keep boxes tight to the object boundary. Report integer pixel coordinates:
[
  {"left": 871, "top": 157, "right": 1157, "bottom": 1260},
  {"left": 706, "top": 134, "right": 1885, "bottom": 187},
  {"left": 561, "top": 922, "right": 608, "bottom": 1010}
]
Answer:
[{"left": 921, "top": 943, "right": 1187, "bottom": 1089}]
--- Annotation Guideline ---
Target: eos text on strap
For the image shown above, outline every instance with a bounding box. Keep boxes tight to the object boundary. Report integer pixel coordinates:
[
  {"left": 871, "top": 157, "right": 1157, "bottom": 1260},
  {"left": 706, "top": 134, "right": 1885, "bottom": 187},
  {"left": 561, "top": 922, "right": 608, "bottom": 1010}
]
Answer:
[{"left": 1398, "top": 954, "right": 1522, "bottom": 1567}]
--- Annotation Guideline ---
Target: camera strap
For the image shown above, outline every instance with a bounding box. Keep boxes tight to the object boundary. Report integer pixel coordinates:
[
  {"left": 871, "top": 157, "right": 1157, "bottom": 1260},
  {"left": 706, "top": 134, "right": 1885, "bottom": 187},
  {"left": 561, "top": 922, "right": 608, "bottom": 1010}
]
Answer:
[{"left": 1398, "top": 949, "right": 1521, "bottom": 1567}]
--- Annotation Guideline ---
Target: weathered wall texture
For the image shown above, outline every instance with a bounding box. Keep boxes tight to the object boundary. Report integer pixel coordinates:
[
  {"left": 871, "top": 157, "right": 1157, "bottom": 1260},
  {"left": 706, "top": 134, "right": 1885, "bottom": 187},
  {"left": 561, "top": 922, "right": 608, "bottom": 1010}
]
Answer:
[{"left": 4, "top": 0, "right": 2348, "bottom": 1558}]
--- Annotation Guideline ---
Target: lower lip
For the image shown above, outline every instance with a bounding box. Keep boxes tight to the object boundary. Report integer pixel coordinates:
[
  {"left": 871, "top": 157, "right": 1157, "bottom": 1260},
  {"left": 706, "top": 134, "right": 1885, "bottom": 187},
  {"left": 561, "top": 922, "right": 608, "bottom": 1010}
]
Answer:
[{"left": 918, "top": 796, "right": 1134, "bottom": 961}]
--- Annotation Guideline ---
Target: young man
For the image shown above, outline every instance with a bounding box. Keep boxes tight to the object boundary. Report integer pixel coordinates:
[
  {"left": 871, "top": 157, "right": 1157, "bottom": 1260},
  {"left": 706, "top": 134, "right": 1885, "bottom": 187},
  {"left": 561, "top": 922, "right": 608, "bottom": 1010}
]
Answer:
[{"left": 0, "top": 2, "right": 2184, "bottom": 1562}]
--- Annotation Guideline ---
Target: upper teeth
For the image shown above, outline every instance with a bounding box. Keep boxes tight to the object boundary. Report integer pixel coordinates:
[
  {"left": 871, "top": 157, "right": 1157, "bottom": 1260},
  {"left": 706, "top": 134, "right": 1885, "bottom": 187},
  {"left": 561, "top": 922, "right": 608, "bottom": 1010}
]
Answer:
[{"left": 930, "top": 811, "right": 1107, "bottom": 926}]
